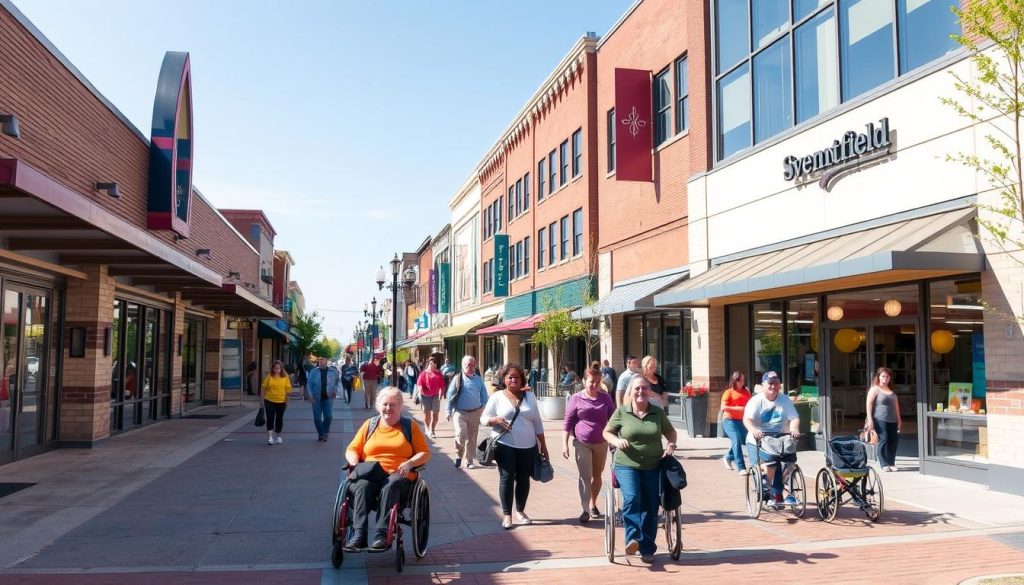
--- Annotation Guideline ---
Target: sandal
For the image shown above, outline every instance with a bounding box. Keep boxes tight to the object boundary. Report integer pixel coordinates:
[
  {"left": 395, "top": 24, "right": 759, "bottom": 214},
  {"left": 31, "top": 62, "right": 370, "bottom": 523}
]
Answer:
[{"left": 501, "top": 516, "right": 513, "bottom": 529}]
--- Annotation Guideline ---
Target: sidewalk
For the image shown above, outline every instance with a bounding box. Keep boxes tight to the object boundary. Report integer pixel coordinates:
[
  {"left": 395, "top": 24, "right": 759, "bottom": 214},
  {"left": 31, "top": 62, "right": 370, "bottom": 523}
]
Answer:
[{"left": 0, "top": 390, "right": 1022, "bottom": 584}]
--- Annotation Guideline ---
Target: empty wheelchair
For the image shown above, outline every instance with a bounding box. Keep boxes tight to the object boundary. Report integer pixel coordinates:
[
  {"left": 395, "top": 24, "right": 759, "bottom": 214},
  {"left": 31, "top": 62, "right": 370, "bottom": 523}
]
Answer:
[
  {"left": 744, "top": 433, "right": 807, "bottom": 519},
  {"left": 815, "top": 434, "right": 883, "bottom": 522},
  {"left": 603, "top": 459, "right": 682, "bottom": 562},
  {"left": 330, "top": 466, "right": 430, "bottom": 572}
]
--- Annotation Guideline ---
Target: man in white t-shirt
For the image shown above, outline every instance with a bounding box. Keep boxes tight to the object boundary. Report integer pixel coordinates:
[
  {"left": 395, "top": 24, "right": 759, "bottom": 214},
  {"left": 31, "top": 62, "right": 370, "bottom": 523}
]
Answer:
[{"left": 743, "top": 371, "right": 800, "bottom": 508}]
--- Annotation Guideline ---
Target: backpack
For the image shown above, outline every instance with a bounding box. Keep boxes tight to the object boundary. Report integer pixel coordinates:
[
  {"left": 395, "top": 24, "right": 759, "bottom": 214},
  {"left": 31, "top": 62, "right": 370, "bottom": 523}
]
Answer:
[
  {"left": 366, "top": 415, "right": 414, "bottom": 449},
  {"left": 448, "top": 373, "right": 464, "bottom": 405}
]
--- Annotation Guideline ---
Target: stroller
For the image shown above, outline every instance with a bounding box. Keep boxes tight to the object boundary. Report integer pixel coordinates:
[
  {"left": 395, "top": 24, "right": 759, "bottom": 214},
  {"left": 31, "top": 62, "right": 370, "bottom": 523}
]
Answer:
[{"left": 814, "top": 434, "right": 883, "bottom": 522}]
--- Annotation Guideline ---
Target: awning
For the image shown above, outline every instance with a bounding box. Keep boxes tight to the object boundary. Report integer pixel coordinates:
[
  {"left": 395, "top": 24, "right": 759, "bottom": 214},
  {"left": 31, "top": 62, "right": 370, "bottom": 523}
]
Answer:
[
  {"left": 258, "top": 319, "right": 297, "bottom": 343},
  {"left": 476, "top": 313, "right": 548, "bottom": 335},
  {"left": 655, "top": 206, "right": 984, "bottom": 307},
  {"left": 441, "top": 316, "right": 498, "bottom": 339},
  {"left": 396, "top": 330, "right": 429, "bottom": 349},
  {"left": 573, "top": 269, "right": 688, "bottom": 319}
]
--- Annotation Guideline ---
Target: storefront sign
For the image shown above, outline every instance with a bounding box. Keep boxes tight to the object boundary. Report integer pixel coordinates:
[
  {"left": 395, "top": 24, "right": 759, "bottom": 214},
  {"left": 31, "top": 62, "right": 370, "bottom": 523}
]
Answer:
[
  {"left": 429, "top": 268, "right": 438, "bottom": 313},
  {"left": 494, "top": 234, "right": 509, "bottom": 297},
  {"left": 614, "top": 68, "right": 653, "bottom": 182},
  {"left": 782, "top": 117, "right": 892, "bottom": 190},
  {"left": 227, "top": 319, "right": 252, "bottom": 330},
  {"left": 147, "top": 51, "right": 194, "bottom": 238},
  {"left": 438, "top": 262, "right": 450, "bottom": 313}
]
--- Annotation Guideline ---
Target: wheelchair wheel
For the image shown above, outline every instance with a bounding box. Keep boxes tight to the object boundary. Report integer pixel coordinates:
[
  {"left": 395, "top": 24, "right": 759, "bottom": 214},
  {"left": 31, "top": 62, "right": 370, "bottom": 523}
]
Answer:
[
  {"left": 664, "top": 506, "right": 682, "bottom": 560},
  {"left": 331, "top": 542, "right": 343, "bottom": 569},
  {"left": 815, "top": 469, "right": 839, "bottom": 522},
  {"left": 745, "top": 468, "right": 764, "bottom": 519},
  {"left": 604, "top": 486, "right": 615, "bottom": 562},
  {"left": 785, "top": 464, "right": 807, "bottom": 518},
  {"left": 332, "top": 481, "right": 346, "bottom": 544},
  {"left": 411, "top": 480, "right": 431, "bottom": 559},
  {"left": 863, "top": 467, "right": 884, "bottom": 522},
  {"left": 395, "top": 541, "right": 405, "bottom": 572}
]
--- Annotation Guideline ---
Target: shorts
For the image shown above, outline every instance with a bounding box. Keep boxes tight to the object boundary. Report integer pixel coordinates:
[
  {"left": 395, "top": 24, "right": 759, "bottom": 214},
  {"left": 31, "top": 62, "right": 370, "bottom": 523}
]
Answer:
[{"left": 420, "top": 394, "right": 441, "bottom": 413}]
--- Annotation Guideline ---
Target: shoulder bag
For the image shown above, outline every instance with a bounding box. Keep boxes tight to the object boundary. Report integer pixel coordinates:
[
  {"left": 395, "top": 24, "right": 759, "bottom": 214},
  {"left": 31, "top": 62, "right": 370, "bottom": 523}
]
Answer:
[
  {"left": 254, "top": 406, "right": 266, "bottom": 427},
  {"left": 476, "top": 393, "right": 521, "bottom": 465},
  {"left": 532, "top": 452, "right": 554, "bottom": 482}
]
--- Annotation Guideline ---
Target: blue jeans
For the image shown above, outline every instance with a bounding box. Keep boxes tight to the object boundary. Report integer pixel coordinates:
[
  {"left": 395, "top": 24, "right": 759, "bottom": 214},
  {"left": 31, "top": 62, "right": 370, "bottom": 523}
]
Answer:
[
  {"left": 311, "top": 398, "right": 334, "bottom": 437},
  {"left": 746, "top": 444, "right": 784, "bottom": 495},
  {"left": 614, "top": 465, "right": 660, "bottom": 556},
  {"left": 722, "top": 419, "right": 748, "bottom": 470}
]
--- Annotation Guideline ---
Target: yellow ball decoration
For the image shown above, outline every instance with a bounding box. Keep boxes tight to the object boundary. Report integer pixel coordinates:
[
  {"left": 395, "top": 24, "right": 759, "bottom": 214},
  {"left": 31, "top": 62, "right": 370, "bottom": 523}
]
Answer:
[
  {"left": 931, "top": 330, "right": 956, "bottom": 354},
  {"left": 833, "top": 328, "right": 862, "bottom": 353}
]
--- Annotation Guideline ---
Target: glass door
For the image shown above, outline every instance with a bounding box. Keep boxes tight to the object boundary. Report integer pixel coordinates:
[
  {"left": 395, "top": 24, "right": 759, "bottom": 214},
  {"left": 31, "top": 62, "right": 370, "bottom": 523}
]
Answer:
[
  {"left": 1, "top": 286, "right": 52, "bottom": 463},
  {"left": 826, "top": 325, "right": 868, "bottom": 434}
]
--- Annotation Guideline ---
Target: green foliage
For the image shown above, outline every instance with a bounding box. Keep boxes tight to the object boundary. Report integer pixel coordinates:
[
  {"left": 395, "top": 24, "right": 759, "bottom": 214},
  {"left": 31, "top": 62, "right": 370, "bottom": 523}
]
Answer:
[
  {"left": 532, "top": 310, "right": 589, "bottom": 384},
  {"left": 290, "top": 311, "right": 324, "bottom": 362},
  {"left": 320, "top": 337, "right": 342, "bottom": 360},
  {"left": 943, "top": 0, "right": 1024, "bottom": 264},
  {"left": 309, "top": 339, "right": 332, "bottom": 361}
]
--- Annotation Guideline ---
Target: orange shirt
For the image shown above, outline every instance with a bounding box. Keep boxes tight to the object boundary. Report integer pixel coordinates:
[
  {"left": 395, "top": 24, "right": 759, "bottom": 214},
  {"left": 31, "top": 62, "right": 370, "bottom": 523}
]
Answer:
[
  {"left": 721, "top": 387, "right": 751, "bottom": 420},
  {"left": 347, "top": 418, "right": 430, "bottom": 479}
]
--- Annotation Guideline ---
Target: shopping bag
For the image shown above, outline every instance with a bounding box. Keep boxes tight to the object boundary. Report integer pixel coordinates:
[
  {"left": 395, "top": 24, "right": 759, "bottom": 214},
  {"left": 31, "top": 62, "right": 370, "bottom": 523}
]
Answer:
[
  {"left": 353, "top": 376, "right": 363, "bottom": 391},
  {"left": 254, "top": 406, "right": 266, "bottom": 427}
]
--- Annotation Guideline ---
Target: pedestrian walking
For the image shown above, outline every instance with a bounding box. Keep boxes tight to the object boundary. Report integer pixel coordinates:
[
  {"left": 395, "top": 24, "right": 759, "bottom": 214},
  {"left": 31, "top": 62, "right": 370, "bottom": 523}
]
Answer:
[
  {"left": 359, "top": 356, "right": 383, "bottom": 409},
  {"left": 445, "top": 355, "right": 488, "bottom": 469},
  {"left": 482, "top": 363, "right": 549, "bottom": 529},
  {"left": 720, "top": 371, "right": 751, "bottom": 474},
  {"left": 340, "top": 355, "right": 358, "bottom": 404},
  {"left": 615, "top": 355, "right": 641, "bottom": 406},
  {"left": 405, "top": 359, "right": 420, "bottom": 398},
  {"left": 259, "top": 360, "right": 291, "bottom": 445},
  {"left": 245, "top": 361, "right": 258, "bottom": 395},
  {"left": 415, "top": 356, "right": 445, "bottom": 438},
  {"left": 562, "top": 366, "right": 616, "bottom": 523},
  {"left": 600, "top": 359, "right": 618, "bottom": 389},
  {"left": 603, "top": 376, "right": 677, "bottom": 563},
  {"left": 306, "top": 356, "right": 340, "bottom": 442},
  {"left": 865, "top": 367, "right": 901, "bottom": 472}
]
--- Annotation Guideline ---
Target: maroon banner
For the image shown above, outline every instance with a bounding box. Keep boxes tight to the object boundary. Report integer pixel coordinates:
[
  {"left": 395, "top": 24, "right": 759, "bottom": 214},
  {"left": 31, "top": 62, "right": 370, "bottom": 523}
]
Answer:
[{"left": 614, "top": 68, "right": 653, "bottom": 182}]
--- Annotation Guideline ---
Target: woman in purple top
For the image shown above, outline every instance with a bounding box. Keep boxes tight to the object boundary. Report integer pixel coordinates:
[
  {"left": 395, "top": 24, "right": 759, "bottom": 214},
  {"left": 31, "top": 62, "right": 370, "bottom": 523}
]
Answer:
[{"left": 562, "top": 366, "right": 616, "bottom": 524}]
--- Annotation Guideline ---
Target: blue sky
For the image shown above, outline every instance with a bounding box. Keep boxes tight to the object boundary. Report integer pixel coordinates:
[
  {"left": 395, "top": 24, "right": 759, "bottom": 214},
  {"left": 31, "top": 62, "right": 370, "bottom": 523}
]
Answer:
[{"left": 12, "top": 0, "right": 631, "bottom": 344}]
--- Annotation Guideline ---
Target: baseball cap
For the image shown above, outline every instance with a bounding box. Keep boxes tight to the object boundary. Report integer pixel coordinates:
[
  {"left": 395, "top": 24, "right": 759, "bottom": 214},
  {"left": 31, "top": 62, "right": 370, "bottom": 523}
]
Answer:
[{"left": 762, "top": 371, "right": 780, "bottom": 384}]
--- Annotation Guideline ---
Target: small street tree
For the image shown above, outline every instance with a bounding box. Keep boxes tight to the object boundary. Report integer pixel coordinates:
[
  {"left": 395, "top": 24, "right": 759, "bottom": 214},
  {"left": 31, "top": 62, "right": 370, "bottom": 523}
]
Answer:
[
  {"left": 531, "top": 309, "right": 589, "bottom": 392},
  {"left": 290, "top": 311, "right": 324, "bottom": 366},
  {"left": 943, "top": 0, "right": 1024, "bottom": 322}
]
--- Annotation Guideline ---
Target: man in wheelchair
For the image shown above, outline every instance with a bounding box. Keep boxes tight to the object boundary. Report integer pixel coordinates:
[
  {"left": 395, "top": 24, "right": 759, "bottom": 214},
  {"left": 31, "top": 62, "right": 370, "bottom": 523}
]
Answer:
[
  {"left": 743, "top": 371, "right": 801, "bottom": 509},
  {"left": 344, "top": 387, "right": 430, "bottom": 550}
]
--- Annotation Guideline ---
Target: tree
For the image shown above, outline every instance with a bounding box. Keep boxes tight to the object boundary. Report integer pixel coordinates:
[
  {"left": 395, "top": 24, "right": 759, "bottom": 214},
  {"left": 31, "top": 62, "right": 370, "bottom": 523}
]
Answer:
[
  {"left": 319, "top": 337, "right": 342, "bottom": 360},
  {"left": 531, "top": 309, "right": 589, "bottom": 393},
  {"left": 943, "top": 0, "right": 1024, "bottom": 321},
  {"left": 290, "top": 311, "right": 324, "bottom": 365}
]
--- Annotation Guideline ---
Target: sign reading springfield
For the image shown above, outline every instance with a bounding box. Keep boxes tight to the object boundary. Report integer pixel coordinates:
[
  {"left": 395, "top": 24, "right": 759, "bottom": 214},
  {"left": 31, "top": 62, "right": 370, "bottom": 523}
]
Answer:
[{"left": 782, "top": 118, "right": 892, "bottom": 190}]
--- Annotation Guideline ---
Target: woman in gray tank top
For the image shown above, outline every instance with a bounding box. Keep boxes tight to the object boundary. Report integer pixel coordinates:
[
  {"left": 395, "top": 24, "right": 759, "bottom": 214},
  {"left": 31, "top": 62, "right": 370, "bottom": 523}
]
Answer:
[{"left": 865, "top": 367, "right": 902, "bottom": 471}]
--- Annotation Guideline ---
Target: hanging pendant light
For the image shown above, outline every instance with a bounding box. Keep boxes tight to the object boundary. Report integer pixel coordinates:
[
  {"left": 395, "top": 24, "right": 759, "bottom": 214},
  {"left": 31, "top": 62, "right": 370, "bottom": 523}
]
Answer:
[
  {"left": 883, "top": 298, "right": 902, "bottom": 317},
  {"left": 826, "top": 305, "right": 844, "bottom": 321}
]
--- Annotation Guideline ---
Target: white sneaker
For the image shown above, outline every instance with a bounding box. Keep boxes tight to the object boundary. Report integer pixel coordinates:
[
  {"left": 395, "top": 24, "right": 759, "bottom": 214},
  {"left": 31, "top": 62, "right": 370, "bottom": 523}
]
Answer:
[
  {"left": 723, "top": 457, "right": 735, "bottom": 470},
  {"left": 267, "top": 435, "right": 274, "bottom": 445},
  {"left": 275, "top": 435, "right": 284, "bottom": 444}
]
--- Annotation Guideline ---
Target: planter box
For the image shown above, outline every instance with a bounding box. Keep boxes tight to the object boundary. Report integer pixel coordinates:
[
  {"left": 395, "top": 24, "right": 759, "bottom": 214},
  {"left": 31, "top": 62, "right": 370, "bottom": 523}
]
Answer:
[
  {"left": 538, "top": 395, "right": 566, "bottom": 420},
  {"left": 682, "top": 395, "right": 709, "bottom": 438}
]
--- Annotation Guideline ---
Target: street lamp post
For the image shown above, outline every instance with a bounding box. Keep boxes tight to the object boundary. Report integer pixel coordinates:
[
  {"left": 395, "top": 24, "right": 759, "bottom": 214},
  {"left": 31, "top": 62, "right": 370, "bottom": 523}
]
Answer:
[
  {"left": 364, "top": 298, "right": 383, "bottom": 364},
  {"left": 377, "top": 253, "right": 416, "bottom": 388}
]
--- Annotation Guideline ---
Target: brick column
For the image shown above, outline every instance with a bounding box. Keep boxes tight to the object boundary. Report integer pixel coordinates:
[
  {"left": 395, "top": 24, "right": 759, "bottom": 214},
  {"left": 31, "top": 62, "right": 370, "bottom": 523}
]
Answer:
[
  {"left": 169, "top": 294, "right": 185, "bottom": 416},
  {"left": 606, "top": 313, "right": 625, "bottom": 372},
  {"left": 60, "top": 265, "right": 115, "bottom": 445},
  {"left": 204, "top": 311, "right": 226, "bottom": 405}
]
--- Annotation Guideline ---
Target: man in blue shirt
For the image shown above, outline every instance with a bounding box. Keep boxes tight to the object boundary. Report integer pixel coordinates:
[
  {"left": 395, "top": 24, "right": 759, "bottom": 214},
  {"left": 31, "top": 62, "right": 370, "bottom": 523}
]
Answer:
[{"left": 445, "top": 355, "right": 488, "bottom": 469}]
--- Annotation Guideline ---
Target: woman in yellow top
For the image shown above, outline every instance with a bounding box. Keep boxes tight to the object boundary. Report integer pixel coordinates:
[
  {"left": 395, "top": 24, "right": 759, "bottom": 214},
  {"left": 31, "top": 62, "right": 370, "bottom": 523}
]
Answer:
[
  {"left": 259, "top": 360, "right": 291, "bottom": 445},
  {"left": 344, "top": 386, "right": 430, "bottom": 550}
]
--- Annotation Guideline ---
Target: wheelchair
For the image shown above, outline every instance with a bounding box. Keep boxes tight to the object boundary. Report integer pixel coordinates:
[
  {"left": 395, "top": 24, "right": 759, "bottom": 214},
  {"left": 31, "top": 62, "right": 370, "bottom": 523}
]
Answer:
[
  {"left": 603, "top": 458, "right": 682, "bottom": 562},
  {"left": 330, "top": 466, "right": 430, "bottom": 572},
  {"left": 814, "top": 433, "right": 883, "bottom": 522},
  {"left": 744, "top": 433, "right": 806, "bottom": 519}
]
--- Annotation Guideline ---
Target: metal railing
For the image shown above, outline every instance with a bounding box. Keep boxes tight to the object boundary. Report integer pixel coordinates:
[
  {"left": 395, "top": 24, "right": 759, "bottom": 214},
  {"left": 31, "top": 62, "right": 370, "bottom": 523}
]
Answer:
[{"left": 533, "top": 381, "right": 581, "bottom": 398}]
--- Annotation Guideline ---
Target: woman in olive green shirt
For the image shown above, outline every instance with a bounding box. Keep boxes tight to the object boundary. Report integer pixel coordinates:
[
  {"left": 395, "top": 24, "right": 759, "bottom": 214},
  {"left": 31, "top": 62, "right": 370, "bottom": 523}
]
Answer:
[{"left": 603, "top": 376, "right": 677, "bottom": 563}]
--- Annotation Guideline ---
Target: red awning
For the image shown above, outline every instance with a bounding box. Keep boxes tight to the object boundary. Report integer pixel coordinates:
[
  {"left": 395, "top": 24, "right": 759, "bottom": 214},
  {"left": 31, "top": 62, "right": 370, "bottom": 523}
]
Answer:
[{"left": 476, "top": 314, "right": 547, "bottom": 335}]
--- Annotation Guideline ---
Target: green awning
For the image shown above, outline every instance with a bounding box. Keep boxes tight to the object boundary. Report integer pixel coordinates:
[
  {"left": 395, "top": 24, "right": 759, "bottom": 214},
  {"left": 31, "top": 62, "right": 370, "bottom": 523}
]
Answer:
[{"left": 441, "top": 316, "right": 497, "bottom": 339}]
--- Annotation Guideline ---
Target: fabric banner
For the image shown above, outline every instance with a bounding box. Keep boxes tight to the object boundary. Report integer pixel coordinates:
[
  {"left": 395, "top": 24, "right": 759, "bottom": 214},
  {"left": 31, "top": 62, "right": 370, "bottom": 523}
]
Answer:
[
  {"left": 429, "top": 269, "right": 439, "bottom": 313},
  {"left": 614, "top": 68, "right": 653, "bottom": 182},
  {"left": 494, "top": 234, "right": 509, "bottom": 298},
  {"left": 438, "top": 262, "right": 450, "bottom": 313}
]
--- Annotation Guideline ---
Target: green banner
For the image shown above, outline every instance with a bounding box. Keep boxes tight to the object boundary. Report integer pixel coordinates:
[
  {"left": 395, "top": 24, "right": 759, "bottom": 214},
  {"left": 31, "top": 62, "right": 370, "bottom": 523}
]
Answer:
[
  {"left": 438, "top": 262, "right": 450, "bottom": 313},
  {"left": 494, "top": 234, "right": 509, "bottom": 297}
]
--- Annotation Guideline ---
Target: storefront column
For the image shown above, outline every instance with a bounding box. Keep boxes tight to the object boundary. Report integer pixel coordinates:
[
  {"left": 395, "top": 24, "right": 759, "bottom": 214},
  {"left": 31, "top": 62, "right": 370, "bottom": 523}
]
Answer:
[
  {"left": 504, "top": 335, "right": 520, "bottom": 365},
  {"left": 691, "top": 306, "right": 727, "bottom": 430},
  {"left": 606, "top": 313, "right": 625, "bottom": 373},
  {"left": 60, "top": 265, "right": 115, "bottom": 445},
  {"left": 204, "top": 311, "right": 226, "bottom": 404},
  {"left": 169, "top": 294, "right": 185, "bottom": 416}
]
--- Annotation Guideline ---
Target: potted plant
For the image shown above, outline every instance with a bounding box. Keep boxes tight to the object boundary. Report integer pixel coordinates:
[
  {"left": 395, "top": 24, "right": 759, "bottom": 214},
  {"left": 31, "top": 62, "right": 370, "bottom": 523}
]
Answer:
[{"left": 681, "top": 382, "right": 709, "bottom": 438}]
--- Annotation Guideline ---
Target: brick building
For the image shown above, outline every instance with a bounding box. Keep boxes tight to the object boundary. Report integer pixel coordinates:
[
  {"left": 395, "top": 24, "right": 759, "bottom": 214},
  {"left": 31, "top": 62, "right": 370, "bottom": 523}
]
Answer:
[{"left": 0, "top": 1, "right": 280, "bottom": 464}]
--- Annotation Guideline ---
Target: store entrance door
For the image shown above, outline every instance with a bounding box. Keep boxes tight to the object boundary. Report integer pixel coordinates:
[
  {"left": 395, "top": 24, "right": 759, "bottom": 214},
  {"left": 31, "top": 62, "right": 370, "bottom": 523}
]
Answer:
[
  {"left": 1, "top": 287, "right": 51, "bottom": 464},
  {"left": 826, "top": 323, "right": 919, "bottom": 458}
]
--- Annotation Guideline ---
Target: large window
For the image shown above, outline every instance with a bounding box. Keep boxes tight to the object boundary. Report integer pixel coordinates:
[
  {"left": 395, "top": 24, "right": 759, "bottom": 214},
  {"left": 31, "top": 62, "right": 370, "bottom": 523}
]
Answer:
[
  {"left": 572, "top": 129, "right": 583, "bottom": 177},
  {"left": 560, "top": 216, "right": 569, "bottom": 260},
  {"left": 654, "top": 68, "right": 672, "bottom": 146},
  {"left": 538, "top": 228, "right": 546, "bottom": 268},
  {"left": 524, "top": 236, "right": 531, "bottom": 275},
  {"left": 714, "top": 0, "right": 959, "bottom": 160},
  {"left": 538, "top": 159, "right": 546, "bottom": 200},
  {"left": 607, "top": 108, "right": 616, "bottom": 172},
  {"left": 508, "top": 186, "right": 515, "bottom": 219},
  {"left": 675, "top": 57, "right": 689, "bottom": 133},
  {"left": 548, "top": 150, "right": 557, "bottom": 192},
  {"left": 559, "top": 140, "right": 569, "bottom": 185},
  {"left": 572, "top": 208, "right": 583, "bottom": 256},
  {"left": 548, "top": 221, "right": 557, "bottom": 264},
  {"left": 484, "top": 207, "right": 491, "bottom": 240},
  {"left": 515, "top": 241, "right": 523, "bottom": 278},
  {"left": 523, "top": 173, "right": 530, "bottom": 211}
]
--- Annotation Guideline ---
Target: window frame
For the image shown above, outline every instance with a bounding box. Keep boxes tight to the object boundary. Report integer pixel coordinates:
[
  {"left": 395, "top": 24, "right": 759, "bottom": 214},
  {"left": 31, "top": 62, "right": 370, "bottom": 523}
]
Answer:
[
  {"left": 571, "top": 128, "right": 583, "bottom": 177},
  {"left": 607, "top": 108, "right": 616, "bottom": 173},
  {"left": 524, "top": 235, "right": 531, "bottom": 274},
  {"left": 538, "top": 159, "right": 546, "bottom": 200},
  {"left": 654, "top": 67, "right": 672, "bottom": 146},
  {"left": 548, "top": 221, "right": 557, "bottom": 265},
  {"left": 523, "top": 172, "right": 530, "bottom": 210},
  {"left": 538, "top": 227, "right": 547, "bottom": 269},
  {"left": 560, "top": 215, "right": 569, "bottom": 261},
  {"left": 559, "top": 140, "right": 569, "bottom": 186},
  {"left": 675, "top": 55, "right": 689, "bottom": 134},
  {"left": 572, "top": 208, "right": 583, "bottom": 256},
  {"left": 548, "top": 150, "right": 557, "bottom": 193},
  {"left": 508, "top": 186, "right": 515, "bottom": 219}
]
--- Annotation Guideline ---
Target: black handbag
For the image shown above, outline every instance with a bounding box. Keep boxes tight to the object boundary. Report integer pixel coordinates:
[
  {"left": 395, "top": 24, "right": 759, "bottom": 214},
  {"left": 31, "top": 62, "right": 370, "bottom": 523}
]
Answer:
[
  {"left": 476, "top": 395, "right": 522, "bottom": 465},
  {"left": 348, "top": 460, "right": 389, "bottom": 482},
  {"left": 254, "top": 406, "right": 265, "bottom": 427},
  {"left": 532, "top": 453, "right": 554, "bottom": 483}
]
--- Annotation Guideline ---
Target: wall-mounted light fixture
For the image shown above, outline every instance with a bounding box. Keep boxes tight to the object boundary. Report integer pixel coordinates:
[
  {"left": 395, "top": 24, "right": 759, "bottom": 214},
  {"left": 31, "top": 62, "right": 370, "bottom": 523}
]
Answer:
[
  {"left": 174, "top": 233, "right": 188, "bottom": 242},
  {"left": 195, "top": 248, "right": 213, "bottom": 260},
  {"left": 0, "top": 113, "right": 20, "bottom": 139},
  {"left": 226, "top": 271, "right": 240, "bottom": 279},
  {"left": 95, "top": 182, "right": 121, "bottom": 199}
]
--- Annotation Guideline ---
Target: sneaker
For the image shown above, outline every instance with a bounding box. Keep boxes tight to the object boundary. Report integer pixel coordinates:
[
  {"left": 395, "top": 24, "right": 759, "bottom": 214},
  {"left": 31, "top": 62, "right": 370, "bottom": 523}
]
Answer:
[
  {"left": 590, "top": 506, "right": 602, "bottom": 519},
  {"left": 722, "top": 457, "right": 735, "bottom": 470},
  {"left": 370, "top": 533, "right": 388, "bottom": 550},
  {"left": 624, "top": 540, "right": 640, "bottom": 556},
  {"left": 737, "top": 468, "right": 749, "bottom": 476},
  {"left": 454, "top": 458, "right": 462, "bottom": 469},
  {"left": 783, "top": 495, "right": 799, "bottom": 506},
  {"left": 579, "top": 511, "right": 590, "bottom": 524},
  {"left": 275, "top": 435, "right": 283, "bottom": 444},
  {"left": 770, "top": 494, "right": 784, "bottom": 509},
  {"left": 267, "top": 436, "right": 274, "bottom": 445},
  {"left": 344, "top": 533, "right": 366, "bottom": 550},
  {"left": 640, "top": 554, "right": 655, "bottom": 564},
  {"left": 888, "top": 465, "right": 898, "bottom": 472},
  {"left": 466, "top": 463, "right": 477, "bottom": 469}
]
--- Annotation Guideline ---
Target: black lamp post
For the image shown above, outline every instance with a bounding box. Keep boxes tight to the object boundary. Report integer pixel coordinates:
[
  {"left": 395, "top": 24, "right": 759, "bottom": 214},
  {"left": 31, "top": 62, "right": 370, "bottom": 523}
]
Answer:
[
  {"left": 377, "top": 253, "right": 417, "bottom": 387},
  {"left": 364, "top": 298, "right": 383, "bottom": 364}
]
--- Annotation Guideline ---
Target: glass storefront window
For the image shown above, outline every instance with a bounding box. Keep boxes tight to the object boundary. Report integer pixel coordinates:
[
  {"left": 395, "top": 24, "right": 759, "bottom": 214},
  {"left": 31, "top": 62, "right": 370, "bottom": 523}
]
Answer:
[
  {"left": 795, "top": 7, "right": 838, "bottom": 123},
  {"left": 752, "top": 0, "right": 789, "bottom": 49},
  {"left": 718, "top": 64, "right": 752, "bottom": 159},
  {"left": 753, "top": 301, "right": 784, "bottom": 385},
  {"left": 753, "top": 36, "right": 792, "bottom": 143},
  {"left": 787, "top": 298, "right": 819, "bottom": 397},
  {"left": 839, "top": 0, "right": 895, "bottom": 101},
  {"left": 897, "top": 0, "right": 959, "bottom": 74},
  {"left": 716, "top": 0, "right": 749, "bottom": 74}
]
